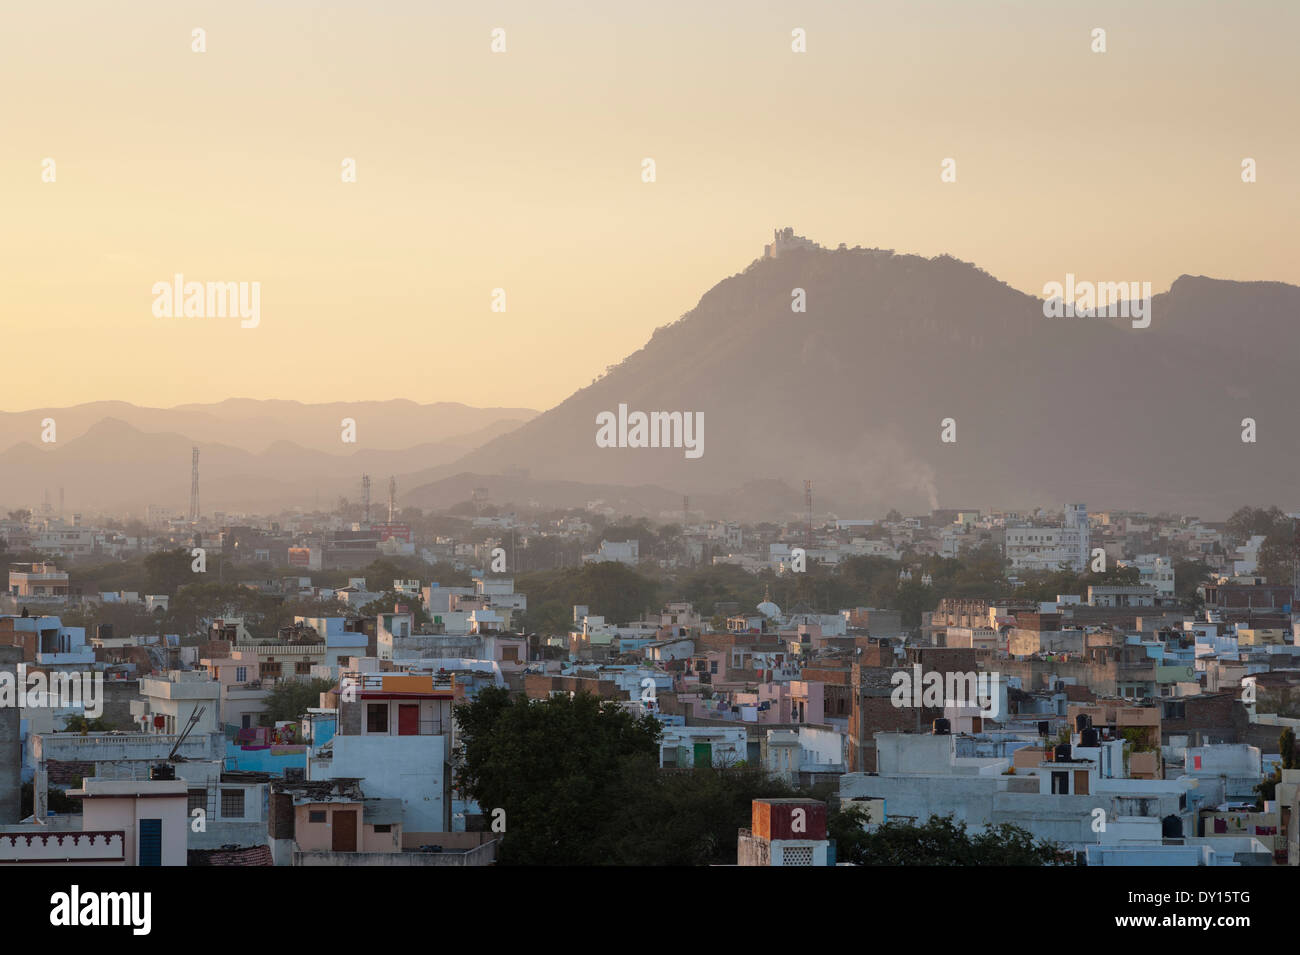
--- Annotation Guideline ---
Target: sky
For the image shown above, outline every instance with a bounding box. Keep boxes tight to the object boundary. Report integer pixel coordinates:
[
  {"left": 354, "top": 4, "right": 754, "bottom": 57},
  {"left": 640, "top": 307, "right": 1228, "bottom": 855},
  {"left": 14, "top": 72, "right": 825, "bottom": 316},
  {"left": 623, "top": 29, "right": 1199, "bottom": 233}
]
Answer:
[{"left": 3, "top": 0, "right": 1297, "bottom": 412}]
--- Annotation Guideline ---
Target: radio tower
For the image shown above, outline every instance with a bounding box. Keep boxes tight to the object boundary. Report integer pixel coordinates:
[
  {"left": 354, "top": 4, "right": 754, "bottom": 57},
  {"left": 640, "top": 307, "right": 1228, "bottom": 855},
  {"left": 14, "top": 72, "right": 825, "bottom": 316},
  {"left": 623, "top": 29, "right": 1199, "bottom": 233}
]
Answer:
[
  {"left": 189, "top": 447, "right": 200, "bottom": 521},
  {"left": 804, "top": 480, "right": 813, "bottom": 549},
  {"left": 361, "top": 474, "right": 372, "bottom": 524},
  {"left": 388, "top": 476, "right": 396, "bottom": 522}
]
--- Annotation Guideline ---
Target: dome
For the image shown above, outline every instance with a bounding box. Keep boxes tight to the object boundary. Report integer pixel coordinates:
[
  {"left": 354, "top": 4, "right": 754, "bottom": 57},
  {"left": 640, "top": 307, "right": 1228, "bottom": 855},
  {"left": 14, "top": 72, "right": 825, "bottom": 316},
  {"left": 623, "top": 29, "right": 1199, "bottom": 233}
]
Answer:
[{"left": 757, "top": 600, "right": 782, "bottom": 618}]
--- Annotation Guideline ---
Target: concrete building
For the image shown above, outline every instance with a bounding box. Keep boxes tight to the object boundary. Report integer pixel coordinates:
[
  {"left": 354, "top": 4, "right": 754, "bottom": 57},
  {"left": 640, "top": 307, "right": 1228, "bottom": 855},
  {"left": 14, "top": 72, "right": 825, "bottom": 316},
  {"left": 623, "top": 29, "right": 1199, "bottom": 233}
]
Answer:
[
  {"left": 7, "top": 562, "right": 70, "bottom": 601},
  {"left": 0, "top": 647, "right": 20, "bottom": 823},
  {"left": 0, "top": 777, "right": 189, "bottom": 866},
  {"left": 129, "top": 670, "right": 221, "bottom": 736},
  {"left": 737, "top": 797, "right": 830, "bottom": 866},
  {"left": 310, "top": 671, "right": 456, "bottom": 835}
]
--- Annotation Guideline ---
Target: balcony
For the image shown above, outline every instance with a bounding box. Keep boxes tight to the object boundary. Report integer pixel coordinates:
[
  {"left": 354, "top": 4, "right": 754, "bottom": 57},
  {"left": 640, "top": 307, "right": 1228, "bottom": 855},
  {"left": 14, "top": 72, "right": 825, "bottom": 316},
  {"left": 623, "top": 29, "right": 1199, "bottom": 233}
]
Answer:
[
  {"left": 0, "top": 830, "right": 124, "bottom": 864},
  {"left": 33, "top": 730, "right": 223, "bottom": 763}
]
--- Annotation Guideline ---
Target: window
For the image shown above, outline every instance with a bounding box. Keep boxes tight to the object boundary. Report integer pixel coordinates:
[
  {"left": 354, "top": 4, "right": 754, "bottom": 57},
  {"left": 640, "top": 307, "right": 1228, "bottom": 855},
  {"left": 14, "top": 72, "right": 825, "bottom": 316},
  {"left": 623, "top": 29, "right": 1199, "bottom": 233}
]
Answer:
[
  {"left": 262, "top": 662, "right": 282, "bottom": 677},
  {"left": 221, "top": 789, "right": 245, "bottom": 818},
  {"left": 366, "top": 703, "right": 389, "bottom": 733},
  {"left": 296, "top": 661, "right": 312, "bottom": 675},
  {"left": 373, "top": 824, "right": 392, "bottom": 833},
  {"left": 309, "top": 810, "right": 326, "bottom": 823},
  {"left": 782, "top": 845, "right": 814, "bottom": 866},
  {"left": 235, "top": 666, "right": 247, "bottom": 683},
  {"left": 188, "top": 789, "right": 207, "bottom": 814}
]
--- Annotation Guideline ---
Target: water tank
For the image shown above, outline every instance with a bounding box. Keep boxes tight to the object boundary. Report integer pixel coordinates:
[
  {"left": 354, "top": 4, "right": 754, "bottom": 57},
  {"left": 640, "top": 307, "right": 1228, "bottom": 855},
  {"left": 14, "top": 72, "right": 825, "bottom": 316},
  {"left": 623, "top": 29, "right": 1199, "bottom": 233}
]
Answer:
[
  {"left": 1162, "top": 814, "right": 1183, "bottom": 838},
  {"left": 149, "top": 763, "right": 175, "bottom": 780},
  {"left": 1081, "top": 727, "right": 1100, "bottom": 747},
  {"left": 1054, "top": 744, "right": 1072, "bottom": 762},
  {"left": 1075, "top": 714, "right": 1091, "bottom": 732},
  {"left": 932, "top": 718, "right": 952, "bottom": 736},
  {"left": 1037, "top": 720, "right": 1050, "bottom": 737}
]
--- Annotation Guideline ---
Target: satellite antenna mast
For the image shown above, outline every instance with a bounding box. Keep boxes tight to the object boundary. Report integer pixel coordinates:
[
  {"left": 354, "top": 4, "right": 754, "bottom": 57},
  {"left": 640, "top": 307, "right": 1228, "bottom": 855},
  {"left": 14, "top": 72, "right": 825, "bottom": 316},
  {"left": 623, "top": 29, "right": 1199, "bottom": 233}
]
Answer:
[
  {"left": 804, "top": 480, "right": 813, "bottom": 550},
  {"left": 189, "top": 447, "right": 200, "bottom": 521},
  {"left": 167, "top": 705, "right": 206, "bottom": 762}
]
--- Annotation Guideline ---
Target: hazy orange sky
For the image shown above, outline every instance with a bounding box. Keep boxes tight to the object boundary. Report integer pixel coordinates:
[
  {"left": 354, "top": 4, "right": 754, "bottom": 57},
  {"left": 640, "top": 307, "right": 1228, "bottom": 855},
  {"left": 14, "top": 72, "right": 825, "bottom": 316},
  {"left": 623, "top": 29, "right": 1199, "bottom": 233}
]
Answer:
[{"left": 4, "top": 0, "right": 1297, "bottom": 412}]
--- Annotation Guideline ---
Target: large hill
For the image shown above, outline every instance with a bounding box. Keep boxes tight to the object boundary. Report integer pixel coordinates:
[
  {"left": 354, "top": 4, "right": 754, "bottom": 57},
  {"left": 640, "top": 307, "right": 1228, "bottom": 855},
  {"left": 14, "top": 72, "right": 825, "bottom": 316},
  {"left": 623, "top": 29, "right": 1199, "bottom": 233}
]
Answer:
[{"left": 420, "top": 244, "right": 1300, "bottom": 519}]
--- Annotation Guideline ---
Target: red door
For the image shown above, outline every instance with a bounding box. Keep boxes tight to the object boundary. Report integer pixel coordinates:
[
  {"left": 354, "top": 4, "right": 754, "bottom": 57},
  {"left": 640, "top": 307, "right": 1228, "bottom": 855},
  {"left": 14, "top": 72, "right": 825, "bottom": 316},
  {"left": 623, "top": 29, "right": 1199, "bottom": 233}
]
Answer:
[{"left": 398, "top": 704, "right": 418, "bottom": 736}]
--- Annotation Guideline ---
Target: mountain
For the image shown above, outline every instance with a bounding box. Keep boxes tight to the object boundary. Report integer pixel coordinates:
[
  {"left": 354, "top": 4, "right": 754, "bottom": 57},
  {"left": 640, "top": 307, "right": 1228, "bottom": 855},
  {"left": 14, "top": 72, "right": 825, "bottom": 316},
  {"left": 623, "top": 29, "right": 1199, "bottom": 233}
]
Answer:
[
  {"left": 422, "top": 244, "right": 1300, "bottom": 519},
  {"left": 0, "top": 402, "right": 536, "bottom": 514},
  {"left": 0, "top": 399, "right": 536, "bottom": 456},
  {"left": 7, "top": 245, "right": 1296, "bottom": 520}
]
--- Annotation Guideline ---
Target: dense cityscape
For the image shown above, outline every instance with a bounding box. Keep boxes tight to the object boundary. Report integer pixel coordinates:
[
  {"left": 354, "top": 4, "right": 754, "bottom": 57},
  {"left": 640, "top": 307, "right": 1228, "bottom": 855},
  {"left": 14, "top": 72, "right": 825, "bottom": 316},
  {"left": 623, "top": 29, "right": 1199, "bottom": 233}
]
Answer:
[{"left": 2, "top": 494, "right": 1297, "bottom": 869}]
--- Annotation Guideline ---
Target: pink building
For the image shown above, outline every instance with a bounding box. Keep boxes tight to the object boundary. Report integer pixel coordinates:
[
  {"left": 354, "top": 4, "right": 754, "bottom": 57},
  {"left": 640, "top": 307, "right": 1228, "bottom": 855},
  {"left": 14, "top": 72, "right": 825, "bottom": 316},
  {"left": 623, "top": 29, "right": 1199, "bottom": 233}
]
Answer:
[{"left": 0, "top": 777, "right": 190, "bottom": 866}]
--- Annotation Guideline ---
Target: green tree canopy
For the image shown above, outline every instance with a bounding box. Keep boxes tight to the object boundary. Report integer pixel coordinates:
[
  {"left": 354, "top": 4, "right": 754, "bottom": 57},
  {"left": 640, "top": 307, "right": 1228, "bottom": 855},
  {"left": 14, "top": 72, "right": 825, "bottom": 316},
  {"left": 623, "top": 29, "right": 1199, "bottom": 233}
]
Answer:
[
  {"left": 831, "top": 811, "right": 1061, "bottom": 865},
  {"left": 261, "top": 677, "right": 335, "bottom": 725},
  {"left": 454, "top": 687, "right": 662, "bottom": 865}
]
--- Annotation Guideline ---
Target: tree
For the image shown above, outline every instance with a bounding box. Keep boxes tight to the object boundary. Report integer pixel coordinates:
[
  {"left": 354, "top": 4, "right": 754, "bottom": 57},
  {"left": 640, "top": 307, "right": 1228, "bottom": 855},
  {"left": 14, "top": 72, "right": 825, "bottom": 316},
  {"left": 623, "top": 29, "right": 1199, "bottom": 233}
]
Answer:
[
  {"left": 261, "top": 677, "right": 335, "bottom": 725},
  {"left": 827, "top": 802, "right": 874, "bottom": 861},
  {"left": 454, "top": 687, "right": 662, "bottom": 865},
  {"left": 606, "top": 764, "right": 801, "bottom": 865},
  {"left": 360, "top": 591, "right": 431, "bottom": 625},
  {"left": 516, "top": 562, "right": 660, "bottom": 629},
  {"left": 1256, "top": 727, "right": 1297, "bottom": 805},
  {"left": 833, "top": 812, "right": 1061, "bottom": 865},
  {"left": 60, "top": 714, "right": 115, "bottom": 733},
  {"left": 1225, "top": 506, "right": 1287, "bottom": 544},
  {"left": 144, "top": 547, "right": 196, "bottom": 596}
]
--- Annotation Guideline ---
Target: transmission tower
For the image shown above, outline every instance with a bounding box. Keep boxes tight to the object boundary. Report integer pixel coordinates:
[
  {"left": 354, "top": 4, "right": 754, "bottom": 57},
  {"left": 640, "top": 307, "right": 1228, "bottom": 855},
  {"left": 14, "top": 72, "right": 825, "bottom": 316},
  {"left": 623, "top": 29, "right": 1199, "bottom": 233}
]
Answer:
[
  {"left": 388, "top": 476, "right": 397, "bottom": 523},
  {"left": 804, "top": 480, "right": 813, "bottom": 549},
  {"left": 189, "top": 447, "right": 200, "bottom": 521},
  {"left": 361, "top": 474, "right": 372, "bottom": 524}
]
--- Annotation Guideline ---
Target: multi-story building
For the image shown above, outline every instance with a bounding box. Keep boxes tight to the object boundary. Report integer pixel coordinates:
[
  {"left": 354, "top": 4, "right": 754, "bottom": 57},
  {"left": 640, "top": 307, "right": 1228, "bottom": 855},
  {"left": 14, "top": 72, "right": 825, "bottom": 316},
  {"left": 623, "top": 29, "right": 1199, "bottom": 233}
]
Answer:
[
  {"left": 310, "top": 670, "right": 458, "bottom": 834},
  {"left": 1004, "top": 504, "right": 1089, "bottom": 572}
]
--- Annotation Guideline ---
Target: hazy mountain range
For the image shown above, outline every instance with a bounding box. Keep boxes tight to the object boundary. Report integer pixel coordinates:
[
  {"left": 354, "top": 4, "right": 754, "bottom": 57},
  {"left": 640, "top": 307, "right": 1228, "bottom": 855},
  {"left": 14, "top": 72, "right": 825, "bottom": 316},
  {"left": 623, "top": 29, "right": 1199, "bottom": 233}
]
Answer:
[
  {"left": 0, "top": 401, "right": 536, "bottom": 515},
  {"left": 5, "top": 244, "right": 1299, "bottom": 520}
]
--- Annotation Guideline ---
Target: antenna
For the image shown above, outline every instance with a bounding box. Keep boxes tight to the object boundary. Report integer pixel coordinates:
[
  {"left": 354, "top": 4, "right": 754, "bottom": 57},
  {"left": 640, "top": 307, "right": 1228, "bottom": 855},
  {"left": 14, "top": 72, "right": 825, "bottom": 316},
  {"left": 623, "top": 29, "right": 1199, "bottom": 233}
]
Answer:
[
  {"left": 361, "top": 474, "right": 371, "bottom": 524},
  {"left": 167, "top": 705, "right": 206, "bottom": 761},
  {"left": 804, "top": 480, "right": 813, "bottom": 550},
  {"left": 189, "top": 447, "right": 200, "bottom": 521},
  {"left": 388, "top": 476, "right": 396, "bottom": 523}
]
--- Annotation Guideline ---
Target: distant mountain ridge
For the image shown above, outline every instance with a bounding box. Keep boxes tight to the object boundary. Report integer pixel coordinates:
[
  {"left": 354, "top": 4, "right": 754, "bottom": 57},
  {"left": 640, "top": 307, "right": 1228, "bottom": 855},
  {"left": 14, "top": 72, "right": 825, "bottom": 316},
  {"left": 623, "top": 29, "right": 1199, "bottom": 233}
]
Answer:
[
  {"left": 6, "top": 243, "right": 1298, "bottom": 520},
  {"left": 0, "top": 400, "right": 536, "bottom": 514}
]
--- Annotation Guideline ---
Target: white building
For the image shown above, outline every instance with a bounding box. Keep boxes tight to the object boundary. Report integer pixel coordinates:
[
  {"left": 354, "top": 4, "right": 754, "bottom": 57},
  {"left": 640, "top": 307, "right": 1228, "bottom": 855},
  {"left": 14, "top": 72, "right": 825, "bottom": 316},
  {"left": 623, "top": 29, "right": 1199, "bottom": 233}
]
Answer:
[
  {"left": 584, "top": 540, "right": 640, "bottom": 565},
  {"left": 1004, "top": 504, "right": 1089, "bottom": 572}
]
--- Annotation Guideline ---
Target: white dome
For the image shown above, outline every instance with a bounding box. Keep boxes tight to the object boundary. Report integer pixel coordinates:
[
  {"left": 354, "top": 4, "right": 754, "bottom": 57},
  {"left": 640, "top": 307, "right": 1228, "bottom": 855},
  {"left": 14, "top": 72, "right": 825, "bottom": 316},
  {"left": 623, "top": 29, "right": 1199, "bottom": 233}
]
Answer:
[{"left": 757, "top": 600, "right": 782, "bottom": 618}]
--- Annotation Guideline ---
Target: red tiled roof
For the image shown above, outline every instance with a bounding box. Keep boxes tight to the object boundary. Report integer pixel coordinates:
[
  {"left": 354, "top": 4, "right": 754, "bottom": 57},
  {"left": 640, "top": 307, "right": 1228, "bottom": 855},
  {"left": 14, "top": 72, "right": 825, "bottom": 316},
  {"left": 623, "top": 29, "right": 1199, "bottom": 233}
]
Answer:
[{"left": 188, "top": 845, "right": 274, "bottom": 866}]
